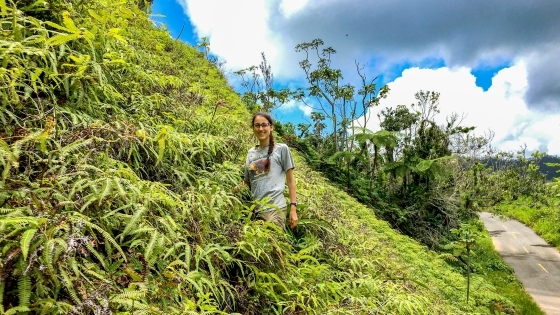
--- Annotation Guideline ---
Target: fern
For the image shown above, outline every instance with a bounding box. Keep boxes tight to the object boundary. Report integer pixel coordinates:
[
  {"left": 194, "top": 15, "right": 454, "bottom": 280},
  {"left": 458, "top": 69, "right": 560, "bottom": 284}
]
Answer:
[
  {"left": 144, "top": 230, "right": 160, "bottom": 267},
  {"left": 119, "top": 205, "right": 146, "bottom": 240},
  {"left": 112, "top": 289, "right": 147, "bottom": 301},
  {"left": 83, "top": 241, "right": 108, "bottom": 271},
  {"left": 17, "top": 275, "right": 31, "bottom": 307},
  {"left": 77, "top": 216, "right": 127, "bottom": 262},
  {"left": 59, "top": 267, "right": 81, "bottom": 304},
  {"left": 80, "top": 266, "right": 111, "bottom": 284},
  {"left": 110, "top": 297, "right": 149, "bottom": 310},
  {"left": 4, "top": 306, "right": 31, "bottom": 315},
  {"left": 20, "top": 228, "right": 38, "bottom": 261},
  {"left": 0, "top": 1, "right": 526, "bottom": 313},
  {"left": 42, "top": 238, "right": 56, "bottom": 277}
]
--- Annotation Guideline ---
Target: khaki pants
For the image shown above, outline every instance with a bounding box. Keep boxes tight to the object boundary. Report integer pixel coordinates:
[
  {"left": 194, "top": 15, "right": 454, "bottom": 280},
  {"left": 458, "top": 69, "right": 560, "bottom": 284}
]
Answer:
[{"left": 256, "top": 208, "right": 286, "bottom": 231}]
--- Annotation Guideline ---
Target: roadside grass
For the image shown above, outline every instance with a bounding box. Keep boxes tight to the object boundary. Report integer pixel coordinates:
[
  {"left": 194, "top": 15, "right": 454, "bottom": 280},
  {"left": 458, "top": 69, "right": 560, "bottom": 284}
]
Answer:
[
  {"left": 472, "top": 224, "right": 545, "bottom": 315},
  {"left": 494, "top": 196, "right": 560, "bottom": 251}
]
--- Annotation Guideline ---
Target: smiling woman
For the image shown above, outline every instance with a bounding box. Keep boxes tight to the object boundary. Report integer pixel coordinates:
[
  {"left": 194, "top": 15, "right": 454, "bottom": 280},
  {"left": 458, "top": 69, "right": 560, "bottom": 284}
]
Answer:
[{"left": 238, "top": 112, "right": 298, "bottom": 230}]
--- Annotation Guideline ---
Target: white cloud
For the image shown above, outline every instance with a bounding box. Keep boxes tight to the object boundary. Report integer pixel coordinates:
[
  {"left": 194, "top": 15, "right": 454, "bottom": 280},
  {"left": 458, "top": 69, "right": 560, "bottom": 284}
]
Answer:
[
  {"left": 360, "top": 61, "right": 560, "bottom": 155},
  {"left": 277, "top": 99, "right": 313, "bottom": 117},
  {"left": 179, "top": 0, "right": 279, "bottom": 70},
  {"left": 279, "top": 0, "right": 309, "bottom": 18}
]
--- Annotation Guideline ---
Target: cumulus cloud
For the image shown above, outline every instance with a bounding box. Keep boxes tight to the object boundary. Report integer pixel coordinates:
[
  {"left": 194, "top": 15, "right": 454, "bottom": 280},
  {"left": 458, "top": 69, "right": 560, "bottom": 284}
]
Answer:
[
  {"left": 361, "top": 63, "right": 560, "bottom": 155},
  {"left": 178, "top": 0, "right": 280, "bottom": 70},
  {"left": 276, "top": 99, "right": 313, "bottom": 118}
]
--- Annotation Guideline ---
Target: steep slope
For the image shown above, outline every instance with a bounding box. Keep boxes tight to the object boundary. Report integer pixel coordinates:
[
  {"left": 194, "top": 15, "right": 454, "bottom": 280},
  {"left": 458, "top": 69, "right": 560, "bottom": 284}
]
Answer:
[{"left": 1, "top": 1, "right": 516, "bottom": 314}]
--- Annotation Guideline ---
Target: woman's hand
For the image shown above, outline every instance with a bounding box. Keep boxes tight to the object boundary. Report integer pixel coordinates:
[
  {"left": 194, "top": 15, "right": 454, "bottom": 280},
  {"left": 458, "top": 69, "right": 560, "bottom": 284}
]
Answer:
[
  {"left": 289, "top": 206, "right": 298, "bottom": 229},
  {"left": 231, "top": 181, "right": 248, "bottom": 194}
]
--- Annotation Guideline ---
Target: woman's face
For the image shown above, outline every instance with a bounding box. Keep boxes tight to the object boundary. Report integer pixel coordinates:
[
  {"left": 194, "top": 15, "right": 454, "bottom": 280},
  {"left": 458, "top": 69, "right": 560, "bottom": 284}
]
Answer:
[{"left": 253, "top": 115, "right": 273, "bottom": 142}]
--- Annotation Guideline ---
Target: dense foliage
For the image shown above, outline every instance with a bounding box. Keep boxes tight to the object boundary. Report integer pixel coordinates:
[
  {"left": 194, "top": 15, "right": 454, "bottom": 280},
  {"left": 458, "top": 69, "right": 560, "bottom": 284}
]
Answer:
[
  {"left": 493, "top": 167, "right": 560, "bottom": 251},
  {"left": 0, "top": 1, "right": 541, "bottom": 314}
]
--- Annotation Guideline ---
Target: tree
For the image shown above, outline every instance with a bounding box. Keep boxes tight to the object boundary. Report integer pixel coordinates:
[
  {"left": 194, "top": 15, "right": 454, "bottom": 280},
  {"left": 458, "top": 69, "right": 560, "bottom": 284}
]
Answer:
[
  {"left": 234, "top": 52, "right": 296, "bottom": 112},
  {"left": 295, "top": 39, "right": 346, "bottom": 152}
]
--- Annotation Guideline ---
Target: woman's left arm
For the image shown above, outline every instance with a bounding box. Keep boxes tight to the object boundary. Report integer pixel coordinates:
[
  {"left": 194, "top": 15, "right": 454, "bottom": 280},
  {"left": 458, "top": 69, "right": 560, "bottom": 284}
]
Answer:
[{"left": 286, "top": 168, "right": 298, "bottom": 229}]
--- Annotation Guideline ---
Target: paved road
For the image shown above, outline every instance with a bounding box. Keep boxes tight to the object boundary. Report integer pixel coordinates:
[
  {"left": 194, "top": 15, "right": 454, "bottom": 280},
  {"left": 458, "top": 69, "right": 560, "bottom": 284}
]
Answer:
[{"left": 479, "top": 212, "right": 560, "bottom": 315}]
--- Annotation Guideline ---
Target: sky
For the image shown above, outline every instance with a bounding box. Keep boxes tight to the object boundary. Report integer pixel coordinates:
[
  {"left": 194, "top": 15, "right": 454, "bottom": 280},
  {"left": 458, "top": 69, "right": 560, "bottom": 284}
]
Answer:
[{"left": 150, "top": 0, "right": 560, "bottom": 156}]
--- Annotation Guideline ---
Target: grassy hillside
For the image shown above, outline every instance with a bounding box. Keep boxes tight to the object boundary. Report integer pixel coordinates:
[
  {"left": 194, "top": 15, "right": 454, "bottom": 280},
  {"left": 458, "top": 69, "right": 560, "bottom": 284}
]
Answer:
[
  {"left": 0, "top": 1, "right": 531, "bottom": 314},
  {"left": 493, "top": 194, "right": 560, "bottom": 251}
]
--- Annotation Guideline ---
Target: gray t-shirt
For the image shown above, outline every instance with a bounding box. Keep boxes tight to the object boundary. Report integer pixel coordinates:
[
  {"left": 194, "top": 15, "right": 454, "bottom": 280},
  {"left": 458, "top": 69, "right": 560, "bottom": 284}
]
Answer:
[{"left": 244, "top": 143, "right": 295, "bottom": 213}]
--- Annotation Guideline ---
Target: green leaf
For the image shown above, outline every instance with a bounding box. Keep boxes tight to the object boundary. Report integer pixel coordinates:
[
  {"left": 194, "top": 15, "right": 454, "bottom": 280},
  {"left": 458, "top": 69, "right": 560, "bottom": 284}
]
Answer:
[
  {"left": 46, "top": 33, "right": 80, "bottom": 46},
  {"left": 120, "top": 205, "right": 146, "bottom": 239},
  {"left": 17, "top": 275, "right": 31, "bottom": 307},
  {"left": 417, "top": 159, "right": 434, "bottom": 172},
  {"left": 0, "top": 0, "right": 7, "bottom": 16},
  {"left": 4, "top": 306, "right": 31, "bottom": 315},
  {"left": 20, "top": 228, "right": 38, "bottom": 261},
  {"left": 44, "top": 21, "right": 73, "bottom": 33},
  {"left": 88, "top": 9, "right": 104, "bottom": 23},
  {"left": 62, "top": 11, "right": 79, "bottom": 32}
]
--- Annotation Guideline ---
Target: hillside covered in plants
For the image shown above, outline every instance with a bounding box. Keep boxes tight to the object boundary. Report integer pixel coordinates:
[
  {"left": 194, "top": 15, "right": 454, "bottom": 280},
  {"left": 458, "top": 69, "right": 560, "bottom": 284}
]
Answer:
[{"left": 0, "top": 1, "right": 537, "bottom": 314}]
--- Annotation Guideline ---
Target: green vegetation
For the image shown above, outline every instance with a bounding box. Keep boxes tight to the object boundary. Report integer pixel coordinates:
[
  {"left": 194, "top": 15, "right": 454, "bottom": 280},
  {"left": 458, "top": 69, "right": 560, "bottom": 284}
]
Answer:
[
  {"left": 0, "top": 0, "right": 550, "bottom": 314},
  {"left": 487, "top": 158, "right": 560, "bottom": 250},
  {"left": 446, "top": 222, "right": 546, "bottom": 315},
  {"left": 493, "top": 188, "right": 560, "bottom": 251}
]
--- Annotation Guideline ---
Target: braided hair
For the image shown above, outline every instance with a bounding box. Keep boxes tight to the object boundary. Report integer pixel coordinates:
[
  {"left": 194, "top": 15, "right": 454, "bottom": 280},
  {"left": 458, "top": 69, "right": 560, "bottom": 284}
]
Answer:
[{"left": 252, "top": 112, "right": 275, "bottom": 173}]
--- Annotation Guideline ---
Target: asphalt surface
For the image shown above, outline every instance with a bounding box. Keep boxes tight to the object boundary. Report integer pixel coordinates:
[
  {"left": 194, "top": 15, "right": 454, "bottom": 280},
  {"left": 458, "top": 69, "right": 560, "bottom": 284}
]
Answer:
[{"left": 479, "top": 212, "right": 560, "bottom": 315}]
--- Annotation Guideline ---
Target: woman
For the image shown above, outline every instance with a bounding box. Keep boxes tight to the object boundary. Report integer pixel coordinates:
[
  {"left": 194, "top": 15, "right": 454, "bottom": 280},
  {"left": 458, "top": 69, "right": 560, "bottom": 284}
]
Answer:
[{"left": 241, "top": 112, "right": 298, "bottom": 230}]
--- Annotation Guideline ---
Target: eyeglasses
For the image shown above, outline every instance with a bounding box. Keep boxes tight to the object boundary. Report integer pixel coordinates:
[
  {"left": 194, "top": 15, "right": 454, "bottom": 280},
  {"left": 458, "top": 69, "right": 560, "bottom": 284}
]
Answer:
[{"left": 253, "top": 123, "right": 271, "bottom": 129}]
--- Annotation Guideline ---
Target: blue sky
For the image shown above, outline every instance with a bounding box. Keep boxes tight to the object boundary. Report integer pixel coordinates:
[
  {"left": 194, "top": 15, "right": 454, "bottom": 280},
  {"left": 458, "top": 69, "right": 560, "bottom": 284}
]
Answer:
[{"left": 151, "top": 0, "right": 560, "bottom": 155}]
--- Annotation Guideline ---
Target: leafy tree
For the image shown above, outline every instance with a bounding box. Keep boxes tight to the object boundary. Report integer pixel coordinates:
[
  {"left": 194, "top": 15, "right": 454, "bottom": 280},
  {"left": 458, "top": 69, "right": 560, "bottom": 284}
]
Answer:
[{"left": 234, "top": 52, "right": 296, "bottom": 112}]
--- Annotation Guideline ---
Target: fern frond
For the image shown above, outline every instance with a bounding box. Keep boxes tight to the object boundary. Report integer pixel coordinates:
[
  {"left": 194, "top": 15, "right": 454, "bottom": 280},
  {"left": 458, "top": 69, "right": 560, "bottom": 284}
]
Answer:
[
  {"left": 83, "top": 241, "right": 108, "bottom": 270},
  {"left": 0, "top": 216, "right": 40, "bottom": 226},
  {"left": 112, "top": 177, "right": 127, "bottom": 198},
  {"left": 112, "top": 289, "right": 147, "bottom": 301},
  {"left": 17, "top": 275, "right": 31, "bottom": 307},
  {"left": 81, "top": 266, "right": 111, "bottom": 284},
  {"left": 58, "top": 138, "right": 93, "bottom": 161},
  {"left": 0, "top": 207, "right": 20, "bottom": 214},
  {"left": 4, "top": 306, "right": 31, "bottom": 315},
  {"left": 128, "top": 226, "right": 155, "bottom": 236},
  {"left": 166, "top": 259, "right": 189, "bottom": 270},
  {"left": 43, "top": 239, "right": 56, "bottom": 276},
  {"left": 20, "top": 228, "right": 38, "bottom": 261},
  {"left": 119, "top": 205, "right": 146, "bottom": 240},
  {"left": 144, "top": 230, "right": 159, "bottom": 267},
  {"left": 59, "top": 267, "right": 81, "bottom": 304},
  {"left": 97, "top": 177, "right": 112, "bottom": 206},
  {"left": 110, "top": 297, "right": 149, "bottom": 310},
  {"left": 52, "top": 239, "right": 68, "bottom": 268},
  {"left": 11, "top": 131, "right": 42, "bottom": 161},
  {"left": 77, "top": 216, "right": 127, "bottom": 262}
]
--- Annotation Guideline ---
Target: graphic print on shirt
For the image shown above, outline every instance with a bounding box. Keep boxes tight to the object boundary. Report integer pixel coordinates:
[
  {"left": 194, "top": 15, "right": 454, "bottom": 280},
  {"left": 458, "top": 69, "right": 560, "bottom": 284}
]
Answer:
[{"left": 248, "top": 154, "right": 269, "bottom": 179}]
